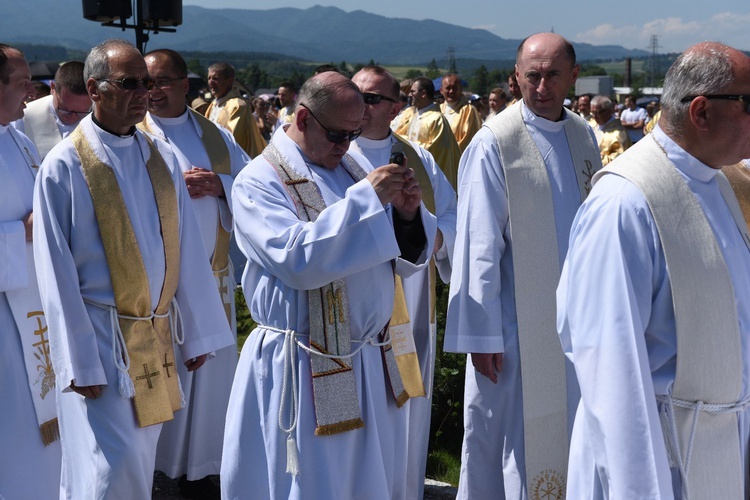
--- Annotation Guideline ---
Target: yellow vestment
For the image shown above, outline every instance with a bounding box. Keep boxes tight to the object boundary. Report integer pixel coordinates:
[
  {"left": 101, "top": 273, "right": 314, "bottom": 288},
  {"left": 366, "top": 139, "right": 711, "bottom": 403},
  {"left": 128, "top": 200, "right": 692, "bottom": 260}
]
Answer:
[{"left": 205, "top": 88, "right": 267, "bottom": 158}]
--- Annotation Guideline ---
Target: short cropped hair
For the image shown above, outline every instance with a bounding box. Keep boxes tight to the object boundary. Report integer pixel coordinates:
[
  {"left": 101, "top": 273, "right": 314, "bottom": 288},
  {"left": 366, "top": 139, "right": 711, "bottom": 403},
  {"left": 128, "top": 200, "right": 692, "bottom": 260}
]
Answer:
[
  {"left": 145, "top": 49, "right": 188, "bottom": 77},
  {"left": 208, "top": 62, "right": 234, "bottom": 79},
  {"left": 413, "top": 77, "right": 435, "bottom": 100},
  {"left": 54, "top": 61, "right": 86, "bottom": 95},
  {"left": 84, "top": 39, "right": 138, "bottom": 82},
  {"left": 358, "top": 65, "right": 400, "bottom": 99},
  {"left": 661, "top": 43, "right": 735, "bottom": 136},
  {"left": 0, "top": 43, "right": 23, "bottom": 85},
  {"left": 296, "top": 74, "right": 361, "bottom": 116}
]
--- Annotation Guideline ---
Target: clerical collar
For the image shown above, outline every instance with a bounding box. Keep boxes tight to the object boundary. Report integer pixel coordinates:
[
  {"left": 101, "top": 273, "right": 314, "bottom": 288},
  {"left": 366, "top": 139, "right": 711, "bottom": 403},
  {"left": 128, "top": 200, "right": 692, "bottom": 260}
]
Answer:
[
  {"left": 521, "top": 100, "right": 567, "bottom": 132},
  {"left": 151, "top": 108, "right": 190, "bottom": 126},
  {"left": 355, "top": 133, "right": 392, "bottom": 150},
  {"left": 598, "top": 116, "right": 616, "bottom": 131},
  {"left": 91, "top": 114, "right": 136, "bottom": 138},
  {"left": 417, "top": 103, "right": 436, "bottom": 115}
]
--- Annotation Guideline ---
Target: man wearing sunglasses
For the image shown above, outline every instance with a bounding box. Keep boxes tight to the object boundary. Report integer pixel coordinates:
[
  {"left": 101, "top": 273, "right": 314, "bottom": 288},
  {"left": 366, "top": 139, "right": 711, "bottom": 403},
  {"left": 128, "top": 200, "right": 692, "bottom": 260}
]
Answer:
[
  {"left": 350, "top": 64, "right": 457, "bottom": 500},
  {"left": 19, "top": 60, "right": 90, "bottom": 160},
  {"left": 33, "top": 39, "right": 233, "bottom": 499},
  {"left": 140, "top": 47, "right": 250, "bottom": 499},
  {"left": 394, "top": 76, "right": 460, "bottom": 188},
  {"left": 223, "top": 70, "right": 437, "bottom": 499},
  {"left": 558, "top": 42, "right": 750, "bottom": 499}
]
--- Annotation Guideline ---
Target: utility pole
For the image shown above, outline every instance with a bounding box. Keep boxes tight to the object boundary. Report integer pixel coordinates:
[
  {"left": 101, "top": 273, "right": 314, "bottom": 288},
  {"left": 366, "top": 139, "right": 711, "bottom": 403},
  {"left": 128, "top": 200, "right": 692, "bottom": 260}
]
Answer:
[
  {"left": 447, "top": 46, "right": 457, "bottom": 73},
  {"left": 647, "top": 35, "right": 660, "bottom": 89}
]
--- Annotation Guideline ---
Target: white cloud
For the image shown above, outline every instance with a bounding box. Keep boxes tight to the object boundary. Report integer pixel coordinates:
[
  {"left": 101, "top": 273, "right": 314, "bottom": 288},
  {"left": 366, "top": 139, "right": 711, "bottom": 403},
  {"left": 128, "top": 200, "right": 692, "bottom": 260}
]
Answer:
[
  {"left": 472, "top": 24, "right": 497, "bottom": 32},
  {"left": 575, "top": 12, "right": 750, "bottom": 53}
]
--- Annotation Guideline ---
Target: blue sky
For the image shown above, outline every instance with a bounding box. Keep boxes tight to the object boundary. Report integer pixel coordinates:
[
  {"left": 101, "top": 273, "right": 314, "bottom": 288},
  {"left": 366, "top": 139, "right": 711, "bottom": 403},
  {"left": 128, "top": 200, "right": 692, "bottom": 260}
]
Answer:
[{"left": 183, "top": 0, "right": 749, "bottom": 54}]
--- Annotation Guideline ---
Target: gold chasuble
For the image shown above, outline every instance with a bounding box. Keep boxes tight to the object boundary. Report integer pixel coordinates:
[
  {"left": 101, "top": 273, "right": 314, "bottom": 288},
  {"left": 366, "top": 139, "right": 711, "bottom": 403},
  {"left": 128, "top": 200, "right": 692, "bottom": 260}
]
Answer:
[
  {"left": 722, "top": 161, "right": 750, "bottom": 232},
  {"left": 71, "top": 127, "right": 182, "bottom": 427},
  {"left": 138, "top": 110, "right": 233, "bottom": 326}
]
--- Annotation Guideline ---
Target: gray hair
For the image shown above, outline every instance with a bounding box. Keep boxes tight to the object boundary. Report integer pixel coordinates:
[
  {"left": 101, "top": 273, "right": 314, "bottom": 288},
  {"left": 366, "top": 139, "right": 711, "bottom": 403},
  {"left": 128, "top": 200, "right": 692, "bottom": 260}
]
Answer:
[
  {"left": 591, "top": 95, "right": 613, "bottom": 111},
  {"left": 661, "top": 43, "right": 734, "bottom": 135},
  {"left": 84, "top": 39, "right": 139, "bottom": 82},
  {"left": 296, "top": 74, "right": 361, "bottom": 115}
]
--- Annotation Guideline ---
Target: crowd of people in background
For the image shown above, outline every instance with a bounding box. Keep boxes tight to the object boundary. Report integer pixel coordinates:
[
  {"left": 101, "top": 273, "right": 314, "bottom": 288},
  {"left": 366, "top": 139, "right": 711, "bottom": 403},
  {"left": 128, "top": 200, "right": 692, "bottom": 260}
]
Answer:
[{"left": 3, "top": 32, "right": 750, "bottom": 500}]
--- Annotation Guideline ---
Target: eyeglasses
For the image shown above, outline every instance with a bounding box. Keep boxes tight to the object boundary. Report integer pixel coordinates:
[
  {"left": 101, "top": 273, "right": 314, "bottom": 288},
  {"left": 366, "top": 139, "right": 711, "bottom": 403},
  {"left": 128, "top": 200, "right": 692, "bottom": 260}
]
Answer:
[
  {"left": 98, "top": 78, "right": 155, "bottom": 91},
  {"left": 300, "top": 103, "right": 362, "bottom": 144},
  {"left": 362, "top": 92, "right": 397, "bottom": 105},
  {"left": 680, "top": 94, "right": 750, "bottom": 113},
  {"left": 152, "top": 77, "right": 187, "bottom": 90},
  {"left": 57, "top": 105, "right": 91, "bottom": 119}
]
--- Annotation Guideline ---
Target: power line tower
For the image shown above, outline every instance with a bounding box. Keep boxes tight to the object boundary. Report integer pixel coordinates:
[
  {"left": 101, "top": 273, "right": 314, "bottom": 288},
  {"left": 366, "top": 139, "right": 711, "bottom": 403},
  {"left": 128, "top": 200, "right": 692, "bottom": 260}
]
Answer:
[
  {"left": 647, "top": 35, "right": 660, "bottom": 89},
  {"left": 447, "top": 46, "right": 457, "bottom": 73}
]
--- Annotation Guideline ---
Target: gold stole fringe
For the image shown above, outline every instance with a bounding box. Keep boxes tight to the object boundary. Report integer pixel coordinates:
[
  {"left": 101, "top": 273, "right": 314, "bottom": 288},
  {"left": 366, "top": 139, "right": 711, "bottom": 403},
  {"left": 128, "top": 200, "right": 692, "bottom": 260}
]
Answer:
[
  {"left": 40, "top": 418, "right": 59, "bottom": 446},
  {"left": 72, "top": 128, "right": 181, "bottom": 427}
]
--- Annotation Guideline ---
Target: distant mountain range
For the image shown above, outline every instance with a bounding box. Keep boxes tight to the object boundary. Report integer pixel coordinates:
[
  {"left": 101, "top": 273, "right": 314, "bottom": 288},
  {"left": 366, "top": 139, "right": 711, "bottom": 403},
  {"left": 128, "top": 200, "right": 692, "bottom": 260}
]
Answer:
[{"left": 2, "top": 3, "right": 649, "bottom": 65}]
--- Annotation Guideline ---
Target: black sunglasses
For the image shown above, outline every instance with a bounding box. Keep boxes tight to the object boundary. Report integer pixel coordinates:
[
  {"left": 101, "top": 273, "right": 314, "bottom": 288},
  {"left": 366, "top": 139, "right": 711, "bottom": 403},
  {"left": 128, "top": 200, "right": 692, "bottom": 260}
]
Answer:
[
  {"left": 362, "top": 92, "right": 397, "bottom": 105},
  {"left": 680, "top": 94, "right": 750, "bottom": 113},
  {"left": 98, "top": 77, "right": 156, "bottom": 91},
  {"left": 300, "top": 103, "right": 362, "bottom": 144}
]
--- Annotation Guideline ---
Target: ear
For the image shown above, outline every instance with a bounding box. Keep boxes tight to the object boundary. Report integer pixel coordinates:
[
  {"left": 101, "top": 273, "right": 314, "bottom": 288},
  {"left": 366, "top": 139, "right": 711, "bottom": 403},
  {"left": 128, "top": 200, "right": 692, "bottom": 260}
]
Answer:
[
  {"left": 688, "top": 96, "right": 711, "bottom": 132},
  {"left": 181, "top": 77, "right": 189, "bottom": 97},
  {"left": 571, "top": 64, "right": 580, "bottom": 85},
  {"left": 49, "top": 81, "right": 57, "bottom": 94},
  {"left": 87, "top": 77, "right": 100, "bottom": 102},
  {"left": 514, "top": 64, "right": 520, "bottom": 81},
  {"left": 294, "top": 106, "right": 308, "bottom": 132},
  {"left": 388, "top": 102, "right": 403, "bottom": 122}
]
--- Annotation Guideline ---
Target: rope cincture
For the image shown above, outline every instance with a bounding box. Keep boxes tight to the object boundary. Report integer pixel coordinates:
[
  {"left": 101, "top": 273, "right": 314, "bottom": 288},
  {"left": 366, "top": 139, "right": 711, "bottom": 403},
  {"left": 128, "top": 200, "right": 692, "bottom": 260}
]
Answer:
[
  {"left": 84, "top": 298, "right": 186, "bottom": 401},
  {"left": 658, "top": 394, "right": 750, "bottom": 500},
  {"left": 260, "top": 324, "right": 392, "bottom": 477}
]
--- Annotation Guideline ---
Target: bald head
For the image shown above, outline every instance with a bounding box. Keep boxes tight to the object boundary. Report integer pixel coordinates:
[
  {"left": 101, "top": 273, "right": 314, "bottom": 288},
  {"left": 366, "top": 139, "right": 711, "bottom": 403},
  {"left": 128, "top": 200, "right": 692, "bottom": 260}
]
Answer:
[
  {"left": 514, "top": 32, "right": 579, "bottom": 121},
  {"left": 442, "top": 73, "right": 462, "bottom": 104},
  {"left": 288, "top": 71, "right": 364, "bottom": 169},
  {"left": 352, "top": 65, "right": 402, "bottom": 140}
]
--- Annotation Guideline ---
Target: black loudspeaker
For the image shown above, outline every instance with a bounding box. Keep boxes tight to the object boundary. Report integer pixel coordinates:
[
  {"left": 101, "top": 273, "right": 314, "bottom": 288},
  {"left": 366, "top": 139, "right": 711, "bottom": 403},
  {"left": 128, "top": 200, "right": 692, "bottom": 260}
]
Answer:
[
  {"left": 142, "top": 0, "right": 182, "bottom": 27},
  {"left": 82, "top": 0, "right": 132, "bottom": 23}
]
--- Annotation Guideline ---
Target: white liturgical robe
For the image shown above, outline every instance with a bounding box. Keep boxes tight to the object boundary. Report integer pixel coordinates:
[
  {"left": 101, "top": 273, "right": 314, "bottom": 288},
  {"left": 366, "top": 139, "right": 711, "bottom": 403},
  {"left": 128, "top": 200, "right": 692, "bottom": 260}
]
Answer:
[
  {"left": 557, "top": 127, "right": 750, "bottom": 499},
  {"left": 350, "top": 133, "right": 456, "bottom": 500},
  {"left": 0, "top": 124, "right": 62, "bottom": 499},
  {"left": 33, "top": 116, "right": 234, "bottom": 499},
  {"left": 222, "top": 127, "right": 437, "bottom": 500},
  {"left": 445, "top": 102, "right": 598, "bottom": 499},
  {"left": 142, "top": 110, "right": 249, "bottom": 480}
]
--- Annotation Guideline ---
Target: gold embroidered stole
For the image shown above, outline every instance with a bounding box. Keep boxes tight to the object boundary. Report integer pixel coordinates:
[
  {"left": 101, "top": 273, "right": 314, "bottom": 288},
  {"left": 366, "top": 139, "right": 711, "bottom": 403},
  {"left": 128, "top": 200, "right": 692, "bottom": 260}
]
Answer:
[
  {"left": 485, "top": 105, "right": 600, "bottom": 491},
  {"left": 72, "top": 127, "right": 181, "bottom": 427},
  {"left": 263, "top": 143, "right": 408, "bottom": 435}
]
